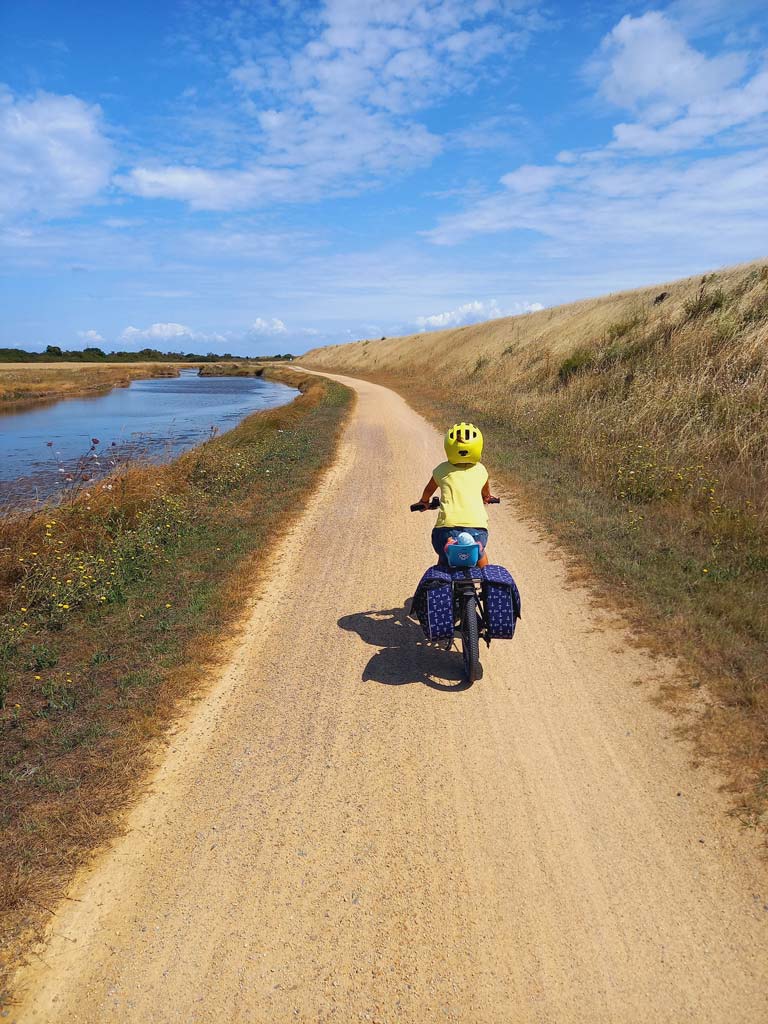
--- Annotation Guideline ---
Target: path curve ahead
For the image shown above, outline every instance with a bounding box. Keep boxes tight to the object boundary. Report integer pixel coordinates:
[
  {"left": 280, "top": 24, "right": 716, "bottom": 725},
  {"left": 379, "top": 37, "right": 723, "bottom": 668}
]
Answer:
[{"left": 13, "top": 372, "right": 767, "bottom": 1023}]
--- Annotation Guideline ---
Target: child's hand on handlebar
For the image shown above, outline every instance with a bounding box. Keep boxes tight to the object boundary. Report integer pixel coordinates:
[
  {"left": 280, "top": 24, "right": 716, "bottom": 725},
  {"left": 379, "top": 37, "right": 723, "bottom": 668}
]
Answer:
[{"left": 410, "top": 497, "right": 440, "bottom": 511}]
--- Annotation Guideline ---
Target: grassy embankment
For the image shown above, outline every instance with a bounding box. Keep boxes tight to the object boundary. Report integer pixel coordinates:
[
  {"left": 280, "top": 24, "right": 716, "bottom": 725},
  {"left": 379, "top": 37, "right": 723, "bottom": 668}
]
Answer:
[
  {"left": 0, "top": 362, "right": 182, "bottom": 409},
  {"left": 0, "top": 368, "right": 352, "bottom": 992},
  {"left": 198, "top": 361, "right": 269, "bottom": 377},
  {"left": 304, "top": 261, "right": 768, "bottom": 826}
]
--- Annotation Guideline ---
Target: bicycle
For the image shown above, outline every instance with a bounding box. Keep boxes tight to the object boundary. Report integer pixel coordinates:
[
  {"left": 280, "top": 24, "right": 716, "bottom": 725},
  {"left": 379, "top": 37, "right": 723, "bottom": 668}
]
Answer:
[{"left": 410, "top": 496, "right": 504, "bottom": 683}]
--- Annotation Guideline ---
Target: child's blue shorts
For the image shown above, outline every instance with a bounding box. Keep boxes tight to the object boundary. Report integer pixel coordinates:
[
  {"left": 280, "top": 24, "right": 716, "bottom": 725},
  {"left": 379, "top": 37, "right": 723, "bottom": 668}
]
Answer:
[{"left": 431, "top": 527, "right": 489, "bottom": 566}]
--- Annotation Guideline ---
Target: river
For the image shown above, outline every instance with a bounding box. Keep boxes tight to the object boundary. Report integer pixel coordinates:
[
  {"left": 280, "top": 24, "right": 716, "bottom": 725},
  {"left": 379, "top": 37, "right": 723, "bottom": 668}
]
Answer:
[{"left": 0, "top": 369, "right": 294, "bottom": 506}]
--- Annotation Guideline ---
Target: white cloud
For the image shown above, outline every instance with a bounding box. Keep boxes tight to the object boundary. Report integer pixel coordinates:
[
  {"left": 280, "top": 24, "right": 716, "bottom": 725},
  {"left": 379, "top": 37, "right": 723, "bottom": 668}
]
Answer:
[
  {"left": 118, "top": 323, "right": 228, "bottom": 349},
  {"left": 426, "top": 13, "right": 768, "bottom": 264},
  {"left": 501, "top": 164, "right": 562, "bottom": 193},
  {"left": 119, "top": 1, "right": 539, "bottom": 210},
  {"left": 0, "top": 86, "right": 113, "bottom": 222},
  {"left": 118, "top": 165, "right": 296, "bottom": 211},
  {"left": 121, "top": 322, "right": 193, "bottom": 342},
  {"left": 594, "top": 12, "right": 747, "bottom": 113},
  {"left": 77, "top": 329, "right": 105, "bottom": 344},
  {"left": 428, "top": 147, "right": 768, "bottom": 252},
  {"left": 415, "top": 298, "right": 542, "bottom": 331},
  {"left": 584, "top": 12, "right": 768, "bottom": 157},
  {"left": 610, "top": 66, "right": 768, "bottom": 155},
  {"left": 249, "top": 317, "right": 288, "bottom": 335}
]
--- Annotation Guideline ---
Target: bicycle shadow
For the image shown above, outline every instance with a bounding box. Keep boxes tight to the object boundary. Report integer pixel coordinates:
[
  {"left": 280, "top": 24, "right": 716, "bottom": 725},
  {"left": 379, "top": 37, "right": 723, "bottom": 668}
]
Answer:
[{"left": 338, "top": 601, "right": 474, "bottom": 691}]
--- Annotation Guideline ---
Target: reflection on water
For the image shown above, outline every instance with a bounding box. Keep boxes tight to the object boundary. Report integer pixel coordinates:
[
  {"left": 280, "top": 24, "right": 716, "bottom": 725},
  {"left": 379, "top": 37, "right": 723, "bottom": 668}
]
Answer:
[{"left": 0, "top": 369, "right": 294, "bottom": 505}]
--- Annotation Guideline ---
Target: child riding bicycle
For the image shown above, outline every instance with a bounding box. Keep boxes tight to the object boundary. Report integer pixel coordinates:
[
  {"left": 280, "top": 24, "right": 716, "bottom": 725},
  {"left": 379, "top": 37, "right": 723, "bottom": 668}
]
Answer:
[{"left": 413, "top": 422, "right": 497, "bottom": 568}]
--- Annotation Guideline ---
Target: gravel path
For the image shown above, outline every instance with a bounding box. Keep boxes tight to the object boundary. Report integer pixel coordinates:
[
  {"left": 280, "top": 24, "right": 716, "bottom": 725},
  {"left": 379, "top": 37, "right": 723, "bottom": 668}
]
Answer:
[{"left": 12, "top": 372, "right": 767, "bottom": 1023}]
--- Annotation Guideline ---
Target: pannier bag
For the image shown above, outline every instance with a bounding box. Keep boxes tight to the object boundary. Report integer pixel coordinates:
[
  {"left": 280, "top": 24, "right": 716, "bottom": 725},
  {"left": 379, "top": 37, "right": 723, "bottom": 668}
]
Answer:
[
  {"left": 411, "top": 566, "right": 454, "bottom": 640},
  {"left": 481, "top": 564, "right": 521, "bottom": 639}
]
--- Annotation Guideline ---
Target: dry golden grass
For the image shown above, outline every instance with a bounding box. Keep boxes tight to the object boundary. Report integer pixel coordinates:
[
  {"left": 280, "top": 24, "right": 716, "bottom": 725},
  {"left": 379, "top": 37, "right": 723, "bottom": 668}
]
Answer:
[
  {"left": 0, "top": 362, "right": 182, "bottom": 407},
  {"left": 304, "top": 259, "right": 768, "bottom": 827},
  {"left": 198, "top": 361, "right": 266, "bottom": 377}
]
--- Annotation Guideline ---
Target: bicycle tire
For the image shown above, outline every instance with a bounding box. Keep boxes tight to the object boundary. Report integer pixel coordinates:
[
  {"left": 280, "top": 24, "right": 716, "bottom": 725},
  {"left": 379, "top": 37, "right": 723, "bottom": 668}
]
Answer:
[{"left": 460, "top": 591, "right": 481, "bottom": 683}]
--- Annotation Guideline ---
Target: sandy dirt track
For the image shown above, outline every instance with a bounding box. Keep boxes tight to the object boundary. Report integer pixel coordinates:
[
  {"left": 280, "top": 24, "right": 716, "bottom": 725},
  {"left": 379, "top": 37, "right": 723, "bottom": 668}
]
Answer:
[{"left": 12, "top": 372, "right": 767, "bottom": 1023}]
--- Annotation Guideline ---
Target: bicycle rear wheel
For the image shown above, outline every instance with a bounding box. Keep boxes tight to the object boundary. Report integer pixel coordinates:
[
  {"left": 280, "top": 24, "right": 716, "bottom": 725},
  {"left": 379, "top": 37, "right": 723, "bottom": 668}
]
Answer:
[{"left": 460, "top": 591, "right": 481, "bottom": 683}]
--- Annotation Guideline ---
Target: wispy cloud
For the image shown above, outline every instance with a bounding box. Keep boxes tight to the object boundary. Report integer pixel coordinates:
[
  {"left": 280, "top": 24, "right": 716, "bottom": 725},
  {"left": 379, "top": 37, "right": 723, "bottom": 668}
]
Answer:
[
  {"left": 118, "top": 0, "right": 541, "bottom": 210},
  {"left": 426, "top": 11, "right": 768, "bottom": 265}
]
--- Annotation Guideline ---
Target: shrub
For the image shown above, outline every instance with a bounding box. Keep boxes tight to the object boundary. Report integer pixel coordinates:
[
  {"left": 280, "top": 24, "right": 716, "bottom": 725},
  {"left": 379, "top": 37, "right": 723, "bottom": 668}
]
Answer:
[
  {"left": 558, "top": 347, "right": 595, "bottom": 384},
  {"left": 683, "top": 285, "right": 726, "bottom": 320},
  {"left": 605, "top": 314, "right": 644, "bottom": 342}
]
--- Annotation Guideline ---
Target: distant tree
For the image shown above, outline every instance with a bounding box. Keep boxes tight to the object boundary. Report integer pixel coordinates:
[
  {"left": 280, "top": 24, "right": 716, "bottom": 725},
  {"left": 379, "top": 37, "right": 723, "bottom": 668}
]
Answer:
[
  {"left": 82, "top": 346, "right": 106, "bottom": 359},
  {"left": 45, "top": 345, "right": 63, "bottom": 356},
  {"left": 0, "top": 348, "right": 32, "bottom": 362}
]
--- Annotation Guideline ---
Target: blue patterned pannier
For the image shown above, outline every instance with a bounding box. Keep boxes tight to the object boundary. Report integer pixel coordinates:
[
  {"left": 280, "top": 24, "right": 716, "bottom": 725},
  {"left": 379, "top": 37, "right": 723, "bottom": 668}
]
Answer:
[
  {"left": 411, "top": 566, "right": 454, "bottom": 640},
  {"left": 481, "top": 564, "right": 521, "bottom": 639}
]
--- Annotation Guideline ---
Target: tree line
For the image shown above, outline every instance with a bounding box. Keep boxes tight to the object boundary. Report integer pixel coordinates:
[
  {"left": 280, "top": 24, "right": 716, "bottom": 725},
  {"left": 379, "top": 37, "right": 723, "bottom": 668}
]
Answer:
[{"left": 0, "top": 346, "right": 296, "bottom": 363}]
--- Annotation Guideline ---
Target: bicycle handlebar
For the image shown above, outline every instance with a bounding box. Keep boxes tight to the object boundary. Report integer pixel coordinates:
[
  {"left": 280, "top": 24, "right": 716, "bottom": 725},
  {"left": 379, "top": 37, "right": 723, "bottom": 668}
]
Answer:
[{"left": 409, "top": 496, "right": 500, "bottom": 511}]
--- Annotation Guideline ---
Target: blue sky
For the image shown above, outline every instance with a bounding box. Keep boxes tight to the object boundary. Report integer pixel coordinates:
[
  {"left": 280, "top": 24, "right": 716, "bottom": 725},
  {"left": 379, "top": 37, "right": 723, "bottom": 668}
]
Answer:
[{"left": 1, "top": 0, "right": 766, "bottom": 355}]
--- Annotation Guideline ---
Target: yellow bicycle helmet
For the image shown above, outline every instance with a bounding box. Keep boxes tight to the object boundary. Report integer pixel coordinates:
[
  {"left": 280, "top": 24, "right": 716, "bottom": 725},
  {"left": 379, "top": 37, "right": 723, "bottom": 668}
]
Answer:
[{"left": 444, "top": 422, "right": 483, "bottom": 465}]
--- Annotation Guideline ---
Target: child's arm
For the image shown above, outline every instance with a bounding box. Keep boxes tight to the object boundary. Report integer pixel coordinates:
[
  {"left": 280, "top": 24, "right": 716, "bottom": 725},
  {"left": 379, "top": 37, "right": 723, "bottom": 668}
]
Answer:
[
  {"left": 417, "top": 477, "right": 438, "bottom": 506},
  {"left": 482, "top": 479, "right": 498, "bottom": 503}
]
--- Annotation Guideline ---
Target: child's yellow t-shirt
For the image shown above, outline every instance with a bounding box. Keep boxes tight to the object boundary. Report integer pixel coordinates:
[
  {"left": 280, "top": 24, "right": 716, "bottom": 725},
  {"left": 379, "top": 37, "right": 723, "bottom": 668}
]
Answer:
[{"left": 432, "top": 461, "right": 489, "bottom": 528}]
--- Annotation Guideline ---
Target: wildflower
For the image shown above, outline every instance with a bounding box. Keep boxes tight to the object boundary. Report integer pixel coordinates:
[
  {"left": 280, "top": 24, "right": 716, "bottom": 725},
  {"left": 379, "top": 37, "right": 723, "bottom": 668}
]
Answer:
[
  {"left": 34, "top": 675, "right": 41, "bottom": 680},
  {"left": 165, "top": 602, "right": 172, "bottom": 608},
  {"left": 702, "top": 568, "right": 709, "bottom": 574},
  {"left": 21, "top": 607, "right": 27, "bottom": 612}
]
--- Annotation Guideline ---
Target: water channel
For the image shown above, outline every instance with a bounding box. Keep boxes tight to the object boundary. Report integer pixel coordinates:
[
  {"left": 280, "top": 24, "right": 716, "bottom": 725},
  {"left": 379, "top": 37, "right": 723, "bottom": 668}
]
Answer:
[{"left": 0, "top": 369, "right": 295, "bottom": 505}]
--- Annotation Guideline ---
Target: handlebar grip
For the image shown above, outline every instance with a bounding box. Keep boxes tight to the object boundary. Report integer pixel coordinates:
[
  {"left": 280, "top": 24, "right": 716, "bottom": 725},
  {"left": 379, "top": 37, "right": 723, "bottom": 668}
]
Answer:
[{"left": 409, "top": 497, "right": 441, "bottom": 512}]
